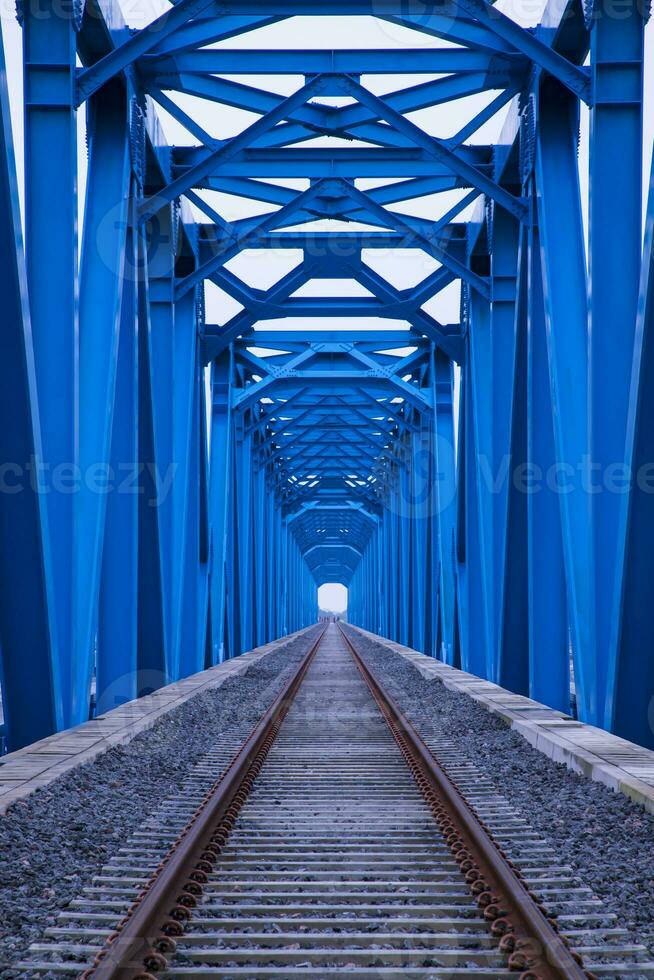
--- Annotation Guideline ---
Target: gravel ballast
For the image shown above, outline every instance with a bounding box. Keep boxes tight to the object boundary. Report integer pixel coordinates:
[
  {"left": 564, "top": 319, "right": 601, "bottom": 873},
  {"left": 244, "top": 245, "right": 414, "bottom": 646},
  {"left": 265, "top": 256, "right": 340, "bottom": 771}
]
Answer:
[
  {"left": 0, "top": 627, "right": 321, "bottom": 973},
  {"left": 343, "top": 625, "right": 654, "bottom": 957}
]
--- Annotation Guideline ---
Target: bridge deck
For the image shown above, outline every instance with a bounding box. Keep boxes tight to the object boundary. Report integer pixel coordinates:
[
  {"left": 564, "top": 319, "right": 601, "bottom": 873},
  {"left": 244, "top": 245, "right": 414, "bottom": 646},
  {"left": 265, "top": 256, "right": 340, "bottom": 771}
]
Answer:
[{"left": 2, "top": 626, "right": 653, "bottom": 818}]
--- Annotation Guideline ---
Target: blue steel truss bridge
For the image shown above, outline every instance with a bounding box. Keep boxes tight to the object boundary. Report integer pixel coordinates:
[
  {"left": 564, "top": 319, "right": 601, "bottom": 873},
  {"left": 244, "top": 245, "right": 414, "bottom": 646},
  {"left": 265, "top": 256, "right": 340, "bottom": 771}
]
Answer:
[{"left": 0, "top": 0, "right": 653, "bottom": 753}]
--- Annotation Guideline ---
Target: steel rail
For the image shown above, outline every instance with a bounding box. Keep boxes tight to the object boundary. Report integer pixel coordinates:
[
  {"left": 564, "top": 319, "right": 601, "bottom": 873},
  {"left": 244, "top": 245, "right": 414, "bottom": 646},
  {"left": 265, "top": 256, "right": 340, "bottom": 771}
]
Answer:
[
  {"left": 82, "top": 625, "right": 327, "bottom": 980},
  {"left": 339, "top": 625, "right": 591, "bottom": 980}
]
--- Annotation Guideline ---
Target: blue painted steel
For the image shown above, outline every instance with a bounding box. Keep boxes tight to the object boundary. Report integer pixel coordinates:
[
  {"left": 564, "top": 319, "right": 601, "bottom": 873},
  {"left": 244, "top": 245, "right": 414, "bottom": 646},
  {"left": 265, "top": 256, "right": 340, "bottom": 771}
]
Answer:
[
  {"left": 607, "top": 148, "right": 654, "bottom": 746},
  {"left": 0, "top": 37, "right": 60, "bottom": 749},
  {"left": 0, "top": 0, "right": 652, "bottom": 752},
  {"left": 97, "top": 208, "right": 139, "bottom": 715},
  {"left": 209, "top": 351, "right": 233, "bottom": 663},
  {"left": 431, "top": 350, "right": 457, "bottom": 665},
  {"left": 77, "top": 85, "right": 132, "bottom": 719},
  {"left": 526, "top": 219, "right": 569, "bottom": 712},
  {"left": 589, "top": 0, "right": 644, "bottom": 732},
  {"left": 497, "top": 227, "right": 528, "bottom": 697},
  {"left": 23, "top": 5, "right": 78, "bottom": 730},
  {"left": 535, "top": 82, "right": 595, "bottom": 723}
]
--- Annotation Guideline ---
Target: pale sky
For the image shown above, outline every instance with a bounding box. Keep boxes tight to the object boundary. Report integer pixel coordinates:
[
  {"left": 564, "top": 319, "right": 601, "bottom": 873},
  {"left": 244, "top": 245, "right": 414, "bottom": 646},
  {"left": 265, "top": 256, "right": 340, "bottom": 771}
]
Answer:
[{"left": 318, "top": 582, "right": 348, "bottom": 613}]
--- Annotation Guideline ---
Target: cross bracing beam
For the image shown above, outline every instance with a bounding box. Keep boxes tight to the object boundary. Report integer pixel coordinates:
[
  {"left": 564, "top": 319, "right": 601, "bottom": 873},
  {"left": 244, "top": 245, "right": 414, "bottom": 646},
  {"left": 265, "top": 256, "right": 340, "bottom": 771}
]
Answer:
[
  {"left": 340, "top": 77, "right": 528, "bottom": 223},
  {"left": 173, "top": 145, "right": 493, "bottom": 177},
  {"left": 251, "top": 404, "right": 415, "bottom": 452},
  {"left": 242, "top": 380, "right": 429, "bottom": 425},
  {"left": 272, "top": 443, "right": 395, "bottom": 478},
  {"left": 142, "top": 48, "right": 524, "bottom": 75},
  {"left": 152, "top": 72, "right": 522, "bottom": 142},
  {"left": 2, "top": 0, "right": 653, "bottom": 754},
  {"left": 140, "top": 74, "right": 333, "bottom": 220},
  {"left": 197, "top": 226, "right": 469, "bottom": 264},
  {"left": 191, "top": 173, "right": 472, "bottom": 211},
  {"left": 202, "top": 255, "right": 461, "bottom": 360}
]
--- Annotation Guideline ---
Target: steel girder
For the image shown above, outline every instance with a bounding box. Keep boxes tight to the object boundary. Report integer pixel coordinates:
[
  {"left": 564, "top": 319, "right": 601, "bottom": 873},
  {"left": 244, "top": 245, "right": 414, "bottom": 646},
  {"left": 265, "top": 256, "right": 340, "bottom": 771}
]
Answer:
[{"left": 0, "top": 0, "right": 652, "bottom": 752}]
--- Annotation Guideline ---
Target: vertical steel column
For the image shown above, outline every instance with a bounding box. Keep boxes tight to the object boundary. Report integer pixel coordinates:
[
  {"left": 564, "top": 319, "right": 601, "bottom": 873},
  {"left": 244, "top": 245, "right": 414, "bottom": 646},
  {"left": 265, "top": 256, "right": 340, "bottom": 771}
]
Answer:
[
  {"left": 136, "top": 229, "right": 169, "bottom": 689},
  {"left": 225, "top": 432, "right": 241, "bottom": 657},
  {"left": 254, "top": 459, "right": 267, "bottom": 646},
  {"left": 375, "top": 530, "right": 380, "bottom": 632},
  {"left": 356, "top": 550, "right": 363, "bottom": 628},
  {"left": 295, "top": 540, "right": 302, "bottom": 629},
  {"left": 368, "top": 543, "right": 374, "bottom": 631},
  {"left": 272, "top": 494, "right": 280, "bottom": 639},
  {"left": 171, "top": 286, "right": 199, "bottom": 678},
  {"left": 497, "top": 226, "right": 530, "bottom": 696},
  {"left": 272, "top": 504, "right": 283, "bottom": 639},
  {"left": 468, "top": 289, "right": 494, "bottom": 678},
  {"left": 178, "top": 354, "right": 203, "bottom": 678},
  {"left": 383, "top": 506, "right": 393, "bottom": 638},
  {"left": 365, "top": 544, "right": 372, "bottom": 630},
  {"left": 279, "top": 509, "right": 286, "bottom": 635},
  {"left": 589, "top": 3, "right": 644, "bottom": 726},
  {"left": 176, "top": 299, "right": 204, "bottom": 679},
  {"left": 349, "top": 547, "right": 359, "bottom": 625},
  {"left": 97, "top": 209, "right": 139, "bottom": 714},
  {"left": 23, "top": 3, "right": 78, "bottom": 726},
  {"left": 387, "top": 487, "right": 399, "bottom": 640},
  {"left": 148, "top": 206, "right": 176, "bottom": 673},
  {"left": 235, "top": 424, "right": 254, "bottom": 652},
  {"left": 78, "top": 88, "right": 131, "bottom": 715},
  {"left": 535, "top": 79, "right": 594, "bottom": 722},
  {"left": 607, "top": 153, "right": 654, "bottom": 747},
  {"left": 280, "top": 515, "right": 289, "bottom": 636},
  {"left": 287, "top": 534, "right": 296, "bottom": 631},
  {"left": 261, "top": 466, "right": 270, "bottom": 642},
  {"left": 409, "top": 426, "right": 427, "bottom": 653},
  {"left": 270, "top": 499, "right": 278, "bottom": 641},
  {"left": 455, "top": 376, "right": 469, "bottom": 666},
  {"left": 459, "top": 341, "right": 488, "bottom": 677},
  {"left": 0, "top": 35, "right": 59, "bottom": 748},
  {"left": 490, "top": 206, "right": 519, "bottom": 684},
  {"left": 209, "top": 349, "right": 233, "bottom": 663},
  {"left": 398, "top": 456, "right": 410, "bottom": 646},
  {"left": 431, "top": 348, "right": 457, "bottom": 663},
  {"left": 197, "top": 367, "right": 211, "bottom": 668},
  {"left": 527, "top": 216, "right": 569, "bottom": 710},
  {"left": 426, "top": 403, "right": 437, "bottom": 658},
  {"left": 376, "top": 521, "right": 386, "bottom": 636}
]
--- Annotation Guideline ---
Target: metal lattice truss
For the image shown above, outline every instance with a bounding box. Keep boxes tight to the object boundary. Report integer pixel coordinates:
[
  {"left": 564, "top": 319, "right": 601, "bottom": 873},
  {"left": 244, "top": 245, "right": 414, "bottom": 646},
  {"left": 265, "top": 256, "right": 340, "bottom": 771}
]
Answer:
[{"left": 0, "top": 0, "right": 653, "bottom": 752}]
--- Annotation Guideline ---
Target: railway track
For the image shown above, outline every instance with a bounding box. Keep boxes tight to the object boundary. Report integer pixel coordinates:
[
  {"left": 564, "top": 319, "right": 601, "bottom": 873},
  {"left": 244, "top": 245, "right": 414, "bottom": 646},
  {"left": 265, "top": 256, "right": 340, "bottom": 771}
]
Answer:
[{"left": 19, "top": 625, "right": 654, "bottom": 979}]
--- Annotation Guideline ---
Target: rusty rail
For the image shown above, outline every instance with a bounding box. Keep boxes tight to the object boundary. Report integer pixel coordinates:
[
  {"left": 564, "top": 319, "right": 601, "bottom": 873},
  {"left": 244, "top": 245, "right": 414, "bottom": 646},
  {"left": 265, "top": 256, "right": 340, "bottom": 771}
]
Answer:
[
  {"left": 82, "top": 626, "right": 326, "bottom": 980},
  {"left": 339, "top": 625, "right": 591, "bottom": 980}
]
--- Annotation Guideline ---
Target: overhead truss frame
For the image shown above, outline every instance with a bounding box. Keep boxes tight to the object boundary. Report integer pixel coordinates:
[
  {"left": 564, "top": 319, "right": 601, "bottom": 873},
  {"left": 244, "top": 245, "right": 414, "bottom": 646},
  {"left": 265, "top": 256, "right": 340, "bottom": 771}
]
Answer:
[{"left": 0, "top": 0, "right": 652, "bottom": 751}]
